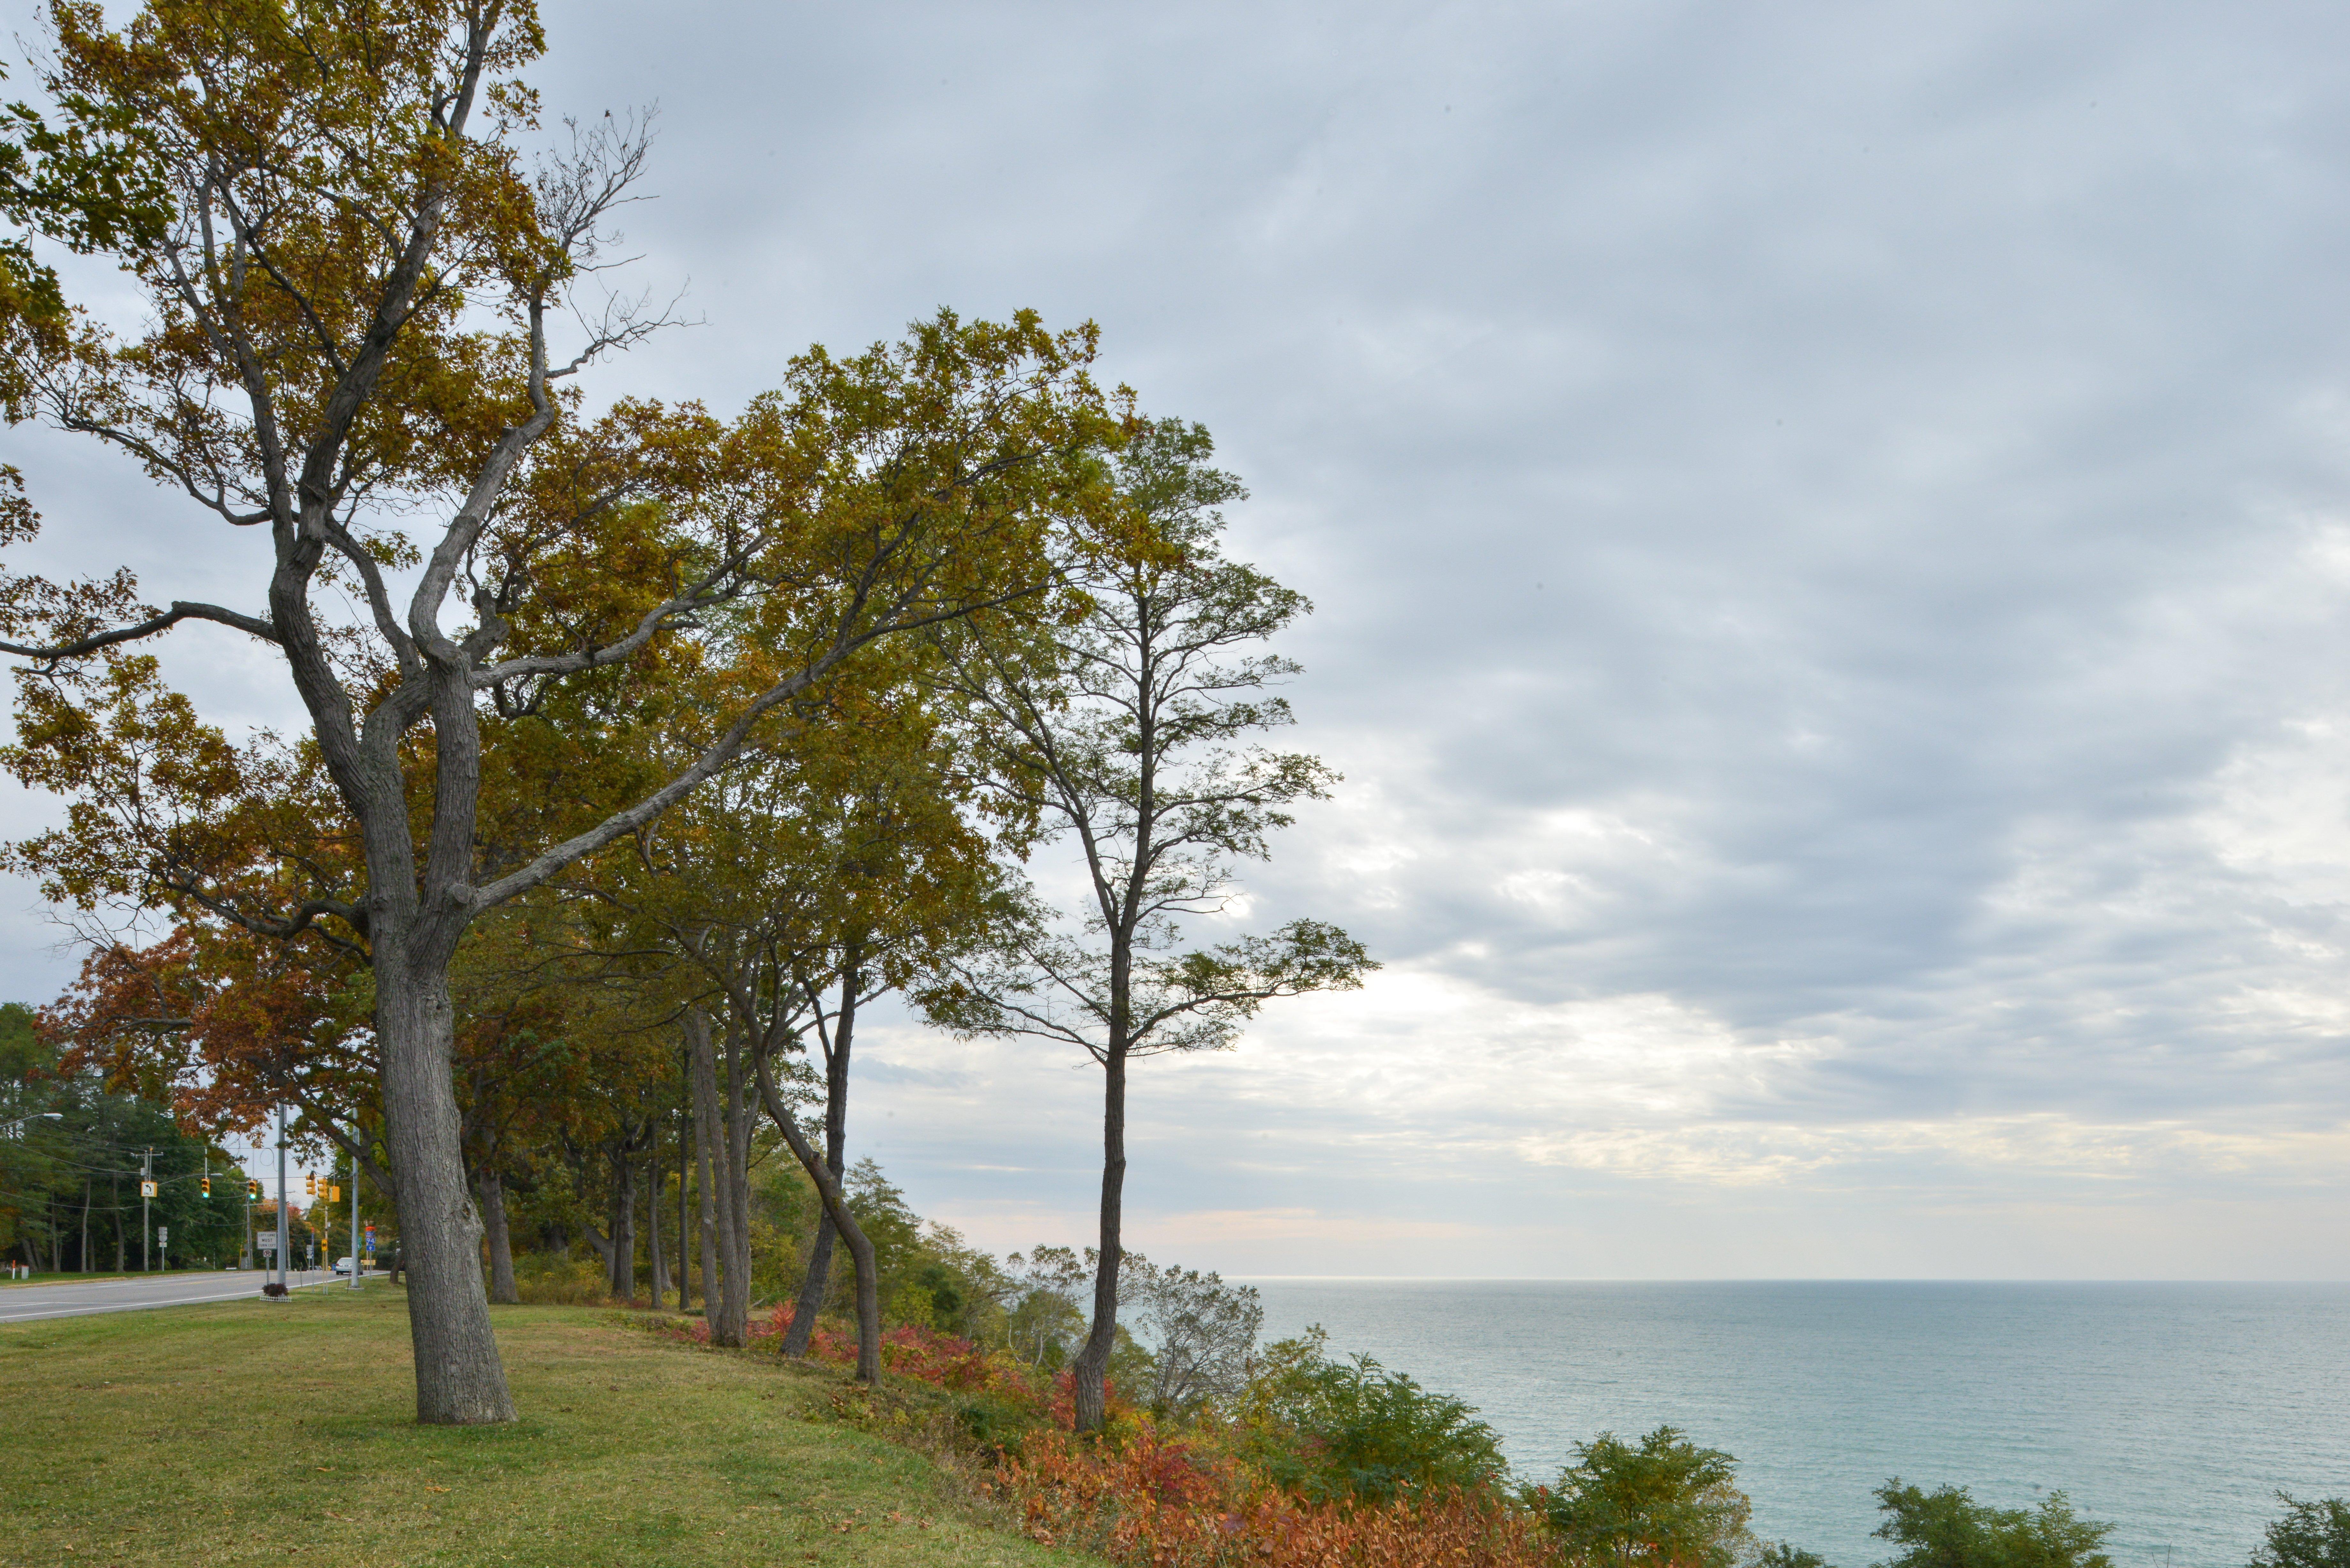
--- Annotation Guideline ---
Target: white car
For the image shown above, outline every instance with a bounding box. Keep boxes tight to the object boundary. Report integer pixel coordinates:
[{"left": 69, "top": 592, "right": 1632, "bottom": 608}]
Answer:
[{"left": 333, "top": 1255, "right": 357, "bottom": 1275}]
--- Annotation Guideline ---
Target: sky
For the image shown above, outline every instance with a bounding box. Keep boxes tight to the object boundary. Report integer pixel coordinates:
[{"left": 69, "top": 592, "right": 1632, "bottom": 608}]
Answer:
[{"left": 6, "top": 0, "right": 2350, "bottom": 1277}]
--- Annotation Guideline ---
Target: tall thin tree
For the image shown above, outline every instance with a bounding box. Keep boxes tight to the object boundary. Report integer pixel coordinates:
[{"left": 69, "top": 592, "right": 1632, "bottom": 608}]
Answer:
[{"left": 931, "top": 418, "right": 1374, "bottom": 1431}]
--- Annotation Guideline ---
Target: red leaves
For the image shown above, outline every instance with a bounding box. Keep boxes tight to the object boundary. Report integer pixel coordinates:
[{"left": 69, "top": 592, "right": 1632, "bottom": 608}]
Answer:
[{"left": 998, "top": 1430, "right": 1550, "bottom": 1568}]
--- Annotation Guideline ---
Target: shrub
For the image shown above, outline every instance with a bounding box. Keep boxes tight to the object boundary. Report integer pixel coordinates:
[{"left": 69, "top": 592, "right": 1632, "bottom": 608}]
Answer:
[
  {"left": 1870, "top": 1482, "right": 2113, "bottom": 1568},
  {"left": 1230, "top": 1326, "right": 1510, "bottom": 1506},
  {"left": 1536, "top": 1424, "right": 1758, "bottom": 1568},
  {"left": 997, "top": 1427, "right": 1551, "bottom": 1568},
  {"left": 508, "top": 1252, "right": 610, "bottom": 1305},
  {"left": 2251, "top": 1495, "right": 2350, "bottom": 1568}
]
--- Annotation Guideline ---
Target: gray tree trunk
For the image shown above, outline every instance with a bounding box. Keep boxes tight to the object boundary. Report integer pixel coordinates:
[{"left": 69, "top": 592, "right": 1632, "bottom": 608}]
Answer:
[
  {"left": 479, "top": 1170, "right": 518, "bottom": 1304},
  {"left": 380, "top": 969, "right": 514, "bottom": 1422},
  {"left": 647, "top": 1145, "right": 670, "bottom": 1304},
  {"left": 695, "top": 1082, "right": 717, "bottom": 1323},
  {"left": 608, "top": 1141, "right": 637, "bottom": 1303},
  {"left": 677, "top": 1107, "right": 691, "bottom": 1312},
  {"left": 1071, "top": 1042, "right": 1128, "bottom": 1432},
  {"left": 784, "top": 965, "right": 859, "bottom": 1357},
  {"left": 787, "top": 1213, "right": 837, "bottom": 1353},
  {"left": 688, "top": 1012, "right": 746, "bottom": 1345},
  {"left": 752, "top": 1052, "right": 880, "bottom": 1382},
  {"left": 721, "top": 1028, "right": 754, "bottom": 1338}
]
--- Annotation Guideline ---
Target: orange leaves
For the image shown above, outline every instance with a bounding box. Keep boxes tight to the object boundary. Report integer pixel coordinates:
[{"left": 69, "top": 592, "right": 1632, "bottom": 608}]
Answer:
[
  {"left": 1001, "top": 1433, "right": 1553, "bottom": 1568},
  {"left": 38, "top": 917, "right": 370, "bottom": 1136}
]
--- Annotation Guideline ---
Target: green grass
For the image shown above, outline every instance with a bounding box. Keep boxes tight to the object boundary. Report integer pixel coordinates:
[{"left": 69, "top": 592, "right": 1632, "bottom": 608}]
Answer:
[{"left": 0, "top": 1285, "right": 1093, "bottom": 1568}]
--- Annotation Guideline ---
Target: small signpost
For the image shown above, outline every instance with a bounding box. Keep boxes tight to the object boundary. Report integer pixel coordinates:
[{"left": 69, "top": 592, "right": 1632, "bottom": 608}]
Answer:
[{"left": 140, "top": 1180, "right": 156, "bottom": 1198}]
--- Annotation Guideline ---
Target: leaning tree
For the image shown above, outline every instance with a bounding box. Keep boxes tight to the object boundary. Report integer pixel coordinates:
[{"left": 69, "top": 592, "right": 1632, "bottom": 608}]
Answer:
[{"left": 0, "top": 0, "right": 1123, "bottom": 1422}]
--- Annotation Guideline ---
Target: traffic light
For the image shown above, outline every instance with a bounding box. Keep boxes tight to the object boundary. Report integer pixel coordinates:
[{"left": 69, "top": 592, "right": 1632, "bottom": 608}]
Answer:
[
  {"left": 305, "top": 1173, "right": 316, "bottom": 1197},
  {"left": 201, "top": 1176, "right": 211, "bottom": 1196},
  {"left": 247, "top": 1179, "right": 260, "bottom": 1199},
  {"left": 328, "top": 1185, "right": 340, "bottom": 1203}
]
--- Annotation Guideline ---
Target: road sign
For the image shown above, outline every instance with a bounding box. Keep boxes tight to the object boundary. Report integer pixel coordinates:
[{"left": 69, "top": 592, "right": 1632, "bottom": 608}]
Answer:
[
  {"left": 156, "top": 1226, "right": 167, "bottom": 1243},
  {"left": 257, "top": 1234, "right": 278, "bottom": 1251},
  {"left": 140, "top": 1180, "right": 157, "bottom": 1197}
]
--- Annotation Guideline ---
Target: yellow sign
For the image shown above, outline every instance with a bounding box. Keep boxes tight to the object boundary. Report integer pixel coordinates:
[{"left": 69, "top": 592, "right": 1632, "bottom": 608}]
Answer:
[
  {"left": 328, "top": 1185, "right": 341, "bottom": 1203},
  {"left": 140, "top": 1180, "right": 157, "bottom": 1197}
]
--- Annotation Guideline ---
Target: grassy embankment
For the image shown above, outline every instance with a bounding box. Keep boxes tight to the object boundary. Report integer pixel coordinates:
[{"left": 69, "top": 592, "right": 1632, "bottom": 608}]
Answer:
[{"left": 0, "top": 1285, "right": 1095, "bottom": 1568}]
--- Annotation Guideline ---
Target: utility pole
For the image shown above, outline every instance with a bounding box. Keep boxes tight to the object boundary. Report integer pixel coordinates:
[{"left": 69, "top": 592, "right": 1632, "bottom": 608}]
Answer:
[
  {"left": 274, "top": 1104, "right": 288, "bottom": 1290},
  {"left": 349, "top": 1158, "right": 360, "bottom": 1291},
  {"left": 140, "top": 1148, "right": 153, "bottom": 1272},
  {"left": 242, "top": 1172, "right": 252, "bottom": 1271}
]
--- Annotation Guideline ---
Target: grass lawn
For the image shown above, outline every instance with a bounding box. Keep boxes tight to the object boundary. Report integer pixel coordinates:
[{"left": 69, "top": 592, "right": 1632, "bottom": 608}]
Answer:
[{"left": 0, "top": 1285, "right": 1093, "bottom": 1568}]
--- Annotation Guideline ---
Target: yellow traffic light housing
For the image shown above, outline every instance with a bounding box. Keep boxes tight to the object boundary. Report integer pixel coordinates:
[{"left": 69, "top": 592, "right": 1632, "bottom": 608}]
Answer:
[
  {"left": 201, "top": 1176, "right": 211, "bottom": 1196},
  {"left": 328, "top": 1185, "right": 340, "bottom": 1203},
  {"left": 305, "top": 1173, "right": 316, "bottom": 1197},
  {"left": 247, "top": 1179, "right": 260, "bottom": 1199}
]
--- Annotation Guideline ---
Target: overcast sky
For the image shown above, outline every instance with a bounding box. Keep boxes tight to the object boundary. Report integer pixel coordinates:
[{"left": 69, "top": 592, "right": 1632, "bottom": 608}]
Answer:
[{"left": 8, "top": 0, "right": 2350, "bottom": 1277}]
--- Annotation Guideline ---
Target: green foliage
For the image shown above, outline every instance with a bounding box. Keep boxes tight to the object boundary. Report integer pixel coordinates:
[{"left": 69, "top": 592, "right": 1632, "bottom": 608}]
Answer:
[
  {"left": 507, "top": 1251, "right": 610, "bottom": 1305},
  {"left": 1537, "top": 1424, "right": 1758, "bottom": 1568},
  {"left": 1763, "top": 1543, "right": 1835, "bottom": 1568},
  {"left": 1233, "top": 1326, "right": 1509, "bottom": 1506},
  {"left": 1870, "top": 1482, "right": 2114, "bottom": 1568},
  {"left": 837, "top": 1158, "right": 1010, "bottom": 1341},
  {"left": 0, "top": 1013, "right": 245, "bottom": 1268},
  {"left": 2251, "top": 1495, "right": 2350, "bottom": 1568}
]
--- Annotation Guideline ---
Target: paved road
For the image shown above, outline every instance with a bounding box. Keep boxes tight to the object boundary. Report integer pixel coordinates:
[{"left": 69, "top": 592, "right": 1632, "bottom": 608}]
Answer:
[{"left": 0, "top": 1270, "right": 350, "bottom": 1323}]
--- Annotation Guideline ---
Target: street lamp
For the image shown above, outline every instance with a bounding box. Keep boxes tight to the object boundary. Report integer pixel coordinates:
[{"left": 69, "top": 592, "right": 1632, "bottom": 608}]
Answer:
[{"left": 0, "top": 1112, "right": 63, "bottom": 1134}]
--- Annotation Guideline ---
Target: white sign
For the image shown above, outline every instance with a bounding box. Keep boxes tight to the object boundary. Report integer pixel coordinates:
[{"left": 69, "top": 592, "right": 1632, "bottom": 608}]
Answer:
[
  {"left": 257, "top": 1234, "right": 277, "bottom": 1251},
  {"left": 155, "top": 1226, "right": 167, "bottom": 1243},
  {"left": 140, "top": 1180, "right": 157, "bottom": 1198}
]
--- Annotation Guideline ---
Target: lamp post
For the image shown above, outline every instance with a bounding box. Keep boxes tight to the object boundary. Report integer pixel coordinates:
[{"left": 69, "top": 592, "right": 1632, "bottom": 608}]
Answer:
[{"left": 0, "top": 1112, "right": 62, "bottom": 1134}]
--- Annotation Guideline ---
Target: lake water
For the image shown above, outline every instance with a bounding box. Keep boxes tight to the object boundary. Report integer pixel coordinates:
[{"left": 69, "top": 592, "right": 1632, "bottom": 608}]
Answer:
[{"left": 1244, "top": 1280, "right": 2350, "bottom": 1568}]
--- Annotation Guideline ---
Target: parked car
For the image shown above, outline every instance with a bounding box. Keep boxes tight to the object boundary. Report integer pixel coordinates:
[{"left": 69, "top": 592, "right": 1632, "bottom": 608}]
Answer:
[{"left": 333, "top": 1255, "right": 357, "bottom": 1275}]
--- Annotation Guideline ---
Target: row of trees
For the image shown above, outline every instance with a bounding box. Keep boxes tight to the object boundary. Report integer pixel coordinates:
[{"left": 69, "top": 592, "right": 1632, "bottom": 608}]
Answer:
[
  {"left": 0, "top": 0, "right": 1368, "bottom": 1425},
  {"left": 0, "top": 1002, "right": 268, "bottom": 1270}
]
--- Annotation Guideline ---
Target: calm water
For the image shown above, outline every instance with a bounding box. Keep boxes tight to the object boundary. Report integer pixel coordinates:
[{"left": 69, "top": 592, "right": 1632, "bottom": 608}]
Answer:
[{"left": 1245, "top": 1281, "right": 2350, "bottom": 1568}]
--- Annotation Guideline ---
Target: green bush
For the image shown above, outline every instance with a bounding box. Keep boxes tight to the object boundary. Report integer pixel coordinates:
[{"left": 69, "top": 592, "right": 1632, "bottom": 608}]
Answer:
[
  {"left": 1763, "top": 1543, "right": 1834, "bottom": 1568},
  {"left": 507, "top": 1251, "right": 610, "bottom": 1305},
  {"left": 1231, "top": 1326, "right": 1509, "bottom": 1506},
  {"left": 2251, "top": 1495, "right": 2350, "bottom": 1568},
  {"left": 1536, "top": 1424, "right": 1759, "bottom": 1568},
  {"left": 1870, "top": 1481, "right": 2113, "bottom": 1568}
]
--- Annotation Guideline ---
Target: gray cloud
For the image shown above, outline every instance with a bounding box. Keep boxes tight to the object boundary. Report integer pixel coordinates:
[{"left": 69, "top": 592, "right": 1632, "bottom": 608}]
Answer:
[{"left": 8, "top": 0, "right": 2350, "bottom": 1270}]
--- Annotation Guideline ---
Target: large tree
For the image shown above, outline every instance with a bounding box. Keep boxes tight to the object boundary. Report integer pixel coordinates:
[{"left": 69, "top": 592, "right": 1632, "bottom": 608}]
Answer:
[
  {"left": 930, "top": 417, "right": 1373, "bottom": 1430},
  {"left": 0, "top": 0, "right": 1120, "bottom": 1422}
]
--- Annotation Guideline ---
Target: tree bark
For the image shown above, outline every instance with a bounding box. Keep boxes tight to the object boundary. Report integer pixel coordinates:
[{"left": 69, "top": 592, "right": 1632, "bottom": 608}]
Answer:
[
  {"left": 1072, "top": 1043, "right": 1128, "bottom": 1433},
  {"left": 721, "top": 1027, "right": 754, "bottom": 1339},
  {"left": 752, "top": 1051, "right": 879, "bottom": 1383},
  {"left": 694, "top": 1083, "right": 716, "bottom": 1322},
  {"left": 580, "top": 1218, "right": 615, "bottom": 1273},
  {"left": 607, "top": 1138, "right": 637, "bottom": 1303},
  {"left": 647, "top": 1143, "right": 669, "bottom": 1304},
  {"left": 379, "top": 966, "right": 516, "bottom": 1423},
  {"left": 478, "top": 1169, "right": 518, "bottom": 1304},
  {"left": 784, "top": 961, "right": 859, "bottom": 1358},
  {"left": 687, "top": 1010, "right": 745, "bottom": 1346}
]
